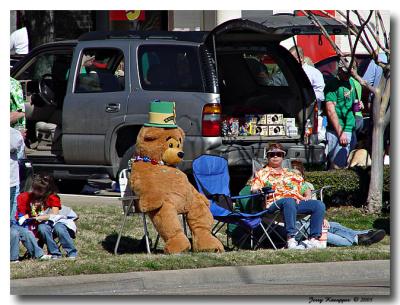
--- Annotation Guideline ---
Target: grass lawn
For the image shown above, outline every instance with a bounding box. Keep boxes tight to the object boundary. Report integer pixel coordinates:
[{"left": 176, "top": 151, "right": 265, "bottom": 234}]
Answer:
[{"left": 10, "top": 202, "right": 390, "bottom": 280}]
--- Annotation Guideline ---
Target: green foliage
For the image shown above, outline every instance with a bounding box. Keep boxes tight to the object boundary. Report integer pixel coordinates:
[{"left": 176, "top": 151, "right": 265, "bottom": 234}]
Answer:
[{"left": 305, "top": 166, "right": 390, "bottom": 207}]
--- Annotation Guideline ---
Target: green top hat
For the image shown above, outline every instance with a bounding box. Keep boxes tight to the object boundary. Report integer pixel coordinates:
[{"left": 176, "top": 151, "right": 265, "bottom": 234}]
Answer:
[{"left": 144, "top": 100, "right": 177, "bottom": 128}]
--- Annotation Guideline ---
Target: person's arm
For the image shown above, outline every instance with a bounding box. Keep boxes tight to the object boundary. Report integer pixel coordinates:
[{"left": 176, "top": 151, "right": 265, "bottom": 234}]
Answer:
[
  {"left": 10, "top": 111, "right": 25, "bottom": 124},
  {"left": 313, "top": 70, "right": 326, "bottom": 102},
  {"left": 35, "top": 207, "right": 60, "bottom": 221},
  {"left": 250, "top": 170, "right": 265, "bottom": 192},
  {"left": 325, "top": 101, "right": 348, "bottom": 146}
]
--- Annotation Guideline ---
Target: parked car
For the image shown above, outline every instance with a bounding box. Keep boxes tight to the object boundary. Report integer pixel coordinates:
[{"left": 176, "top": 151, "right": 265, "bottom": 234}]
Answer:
[{"left": 10, "top": 15, "right": 347, "bottom": 184}]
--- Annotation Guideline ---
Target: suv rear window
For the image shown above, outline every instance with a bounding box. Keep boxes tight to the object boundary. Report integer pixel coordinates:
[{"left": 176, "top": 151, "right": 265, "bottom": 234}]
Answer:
[
  {"left": 75, "top": 48, "right": 125, "bottom": 93},
  {"left": 138, "top": 45, "right": 204, "bottom": 92}
]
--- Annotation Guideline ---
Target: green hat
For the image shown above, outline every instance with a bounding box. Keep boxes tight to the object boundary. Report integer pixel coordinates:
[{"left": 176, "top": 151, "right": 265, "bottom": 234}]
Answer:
[{"left": 144, "top": 100, "right": 177, "bottom": 128}]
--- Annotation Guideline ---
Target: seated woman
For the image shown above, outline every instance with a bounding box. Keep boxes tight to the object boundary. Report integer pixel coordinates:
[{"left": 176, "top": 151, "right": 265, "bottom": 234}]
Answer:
[
  {"left": 250, "top": 143, "right": 326, "bottom": 250},
  {"left": 13, "top": 174, "right": 78, "bottom": 260},
  {"left": 290, "top": 160, "right": 386, "bottom": 247}
]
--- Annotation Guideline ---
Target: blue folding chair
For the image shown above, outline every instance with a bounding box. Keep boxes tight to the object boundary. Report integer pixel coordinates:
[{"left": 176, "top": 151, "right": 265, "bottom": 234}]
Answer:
[{"left": 192, "top": 154, "right": 280, "bottom": 250}]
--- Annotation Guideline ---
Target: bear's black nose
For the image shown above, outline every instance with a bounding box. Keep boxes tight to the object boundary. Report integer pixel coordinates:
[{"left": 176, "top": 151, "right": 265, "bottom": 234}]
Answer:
[{"left": 177, "top": 151, "right": 184, "bottom": 158}]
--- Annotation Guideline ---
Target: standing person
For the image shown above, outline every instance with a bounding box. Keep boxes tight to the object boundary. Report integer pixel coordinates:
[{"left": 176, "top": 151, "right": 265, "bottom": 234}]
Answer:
[
  {"left": 15, "top": 174, "right": 78, "bottom": 259},
  {"left": 10, "top": 77, "right": 26, "bottom": 132},
  {"left": 289, "top": 46, "right": 325, "bottom": 110},
  {"left": 10, "top": 127, "right": 24, "bottom": 222},
  {"left": 10, "top": 27, "right": 29, "bottom": 55},
  {"left": 250, "top": 143, "right": 326, "bottom": 250},
  {"left": 324, "top": 57, "right": 356, "bottom": 169}
]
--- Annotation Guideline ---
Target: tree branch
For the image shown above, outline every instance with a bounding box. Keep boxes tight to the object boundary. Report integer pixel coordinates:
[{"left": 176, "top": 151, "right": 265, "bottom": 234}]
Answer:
[
  {"left": 348, "top": 11, "right": 373, "bottom": 74},
  {"left": 318, "top": 10, "right": 374, "bottom": 55},
  {"left": 353, "top": 10, "right": 390, "bottom": 54},
  {"left": 377, "top": 10, "right": 390, "bottom": 50}
]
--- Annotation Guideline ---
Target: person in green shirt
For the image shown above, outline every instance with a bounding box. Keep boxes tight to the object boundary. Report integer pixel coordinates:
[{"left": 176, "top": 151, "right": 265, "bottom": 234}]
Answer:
[
  {"left": 324, "top": 58, "right": 356, "bottom": 169},
  {"left": 10, "top": 77, "right": 26, "bottom": 132},
  {"left": 349, "top": 76, "right": 364, "bottom": 150}
]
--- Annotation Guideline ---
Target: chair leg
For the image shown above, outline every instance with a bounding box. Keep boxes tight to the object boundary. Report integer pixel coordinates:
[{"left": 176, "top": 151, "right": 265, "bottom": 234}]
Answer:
[
  {"left": 142, "top": 213, "right": 152, "bottom": 254},
  {"left": 114, "top": 198, "right": 135, "bottom": 255},
  {"left": 259, "top": 223, "right": 278, "bottom": 250}
]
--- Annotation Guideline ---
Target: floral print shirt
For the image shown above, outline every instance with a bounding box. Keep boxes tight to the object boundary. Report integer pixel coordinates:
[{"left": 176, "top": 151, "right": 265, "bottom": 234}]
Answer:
[
  {"left": 10, "top": 77, "right": 26, "bottom": 128},
  {"left": 250, "top": 166, "right": 309, "bottom": 208}
]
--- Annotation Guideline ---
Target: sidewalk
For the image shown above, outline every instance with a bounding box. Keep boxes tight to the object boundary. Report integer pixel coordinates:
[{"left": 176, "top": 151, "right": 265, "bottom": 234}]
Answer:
[{"left": 11, "top": 260, "right": 390, "bottom": 295}]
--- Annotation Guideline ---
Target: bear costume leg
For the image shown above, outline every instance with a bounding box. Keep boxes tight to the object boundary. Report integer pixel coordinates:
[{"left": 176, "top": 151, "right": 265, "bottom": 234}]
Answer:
[
  {"left": 148, "top": 201, "right": 191, "bottom": 254},
  {"left": 186, "top": 192, "right": 225, "bottom": 253}
]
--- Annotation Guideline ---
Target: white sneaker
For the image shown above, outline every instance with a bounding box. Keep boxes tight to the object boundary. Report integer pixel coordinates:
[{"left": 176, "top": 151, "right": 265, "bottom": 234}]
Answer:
[
  {"left": 39, "top": 254, "right": 53, "bottom": 260},
  {"left": 287, "top": 238, "right": 306, "bottom": 250},
  {"left": 301, "top": 238, "right": 324, "bottom": 249}
]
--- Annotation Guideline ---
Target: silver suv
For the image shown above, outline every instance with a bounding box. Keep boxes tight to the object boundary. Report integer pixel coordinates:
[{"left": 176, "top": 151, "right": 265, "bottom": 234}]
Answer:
[{"left": 10, "top": 15, "right": 346, "bottom": 182}]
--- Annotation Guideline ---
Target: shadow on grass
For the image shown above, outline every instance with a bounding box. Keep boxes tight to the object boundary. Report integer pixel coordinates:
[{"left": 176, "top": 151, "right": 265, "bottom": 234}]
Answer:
[
  {"left": 373, "top": 218, "right": 390, "bottom": 235},
  {"left": 102, "top": 233, "right": 150, "bottom": 254}
]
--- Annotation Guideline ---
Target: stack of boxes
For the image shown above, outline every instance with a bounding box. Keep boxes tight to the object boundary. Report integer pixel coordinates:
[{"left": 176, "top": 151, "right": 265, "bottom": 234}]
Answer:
[{"left": 221, "top": 114, "right": 299, "bottom": 137}]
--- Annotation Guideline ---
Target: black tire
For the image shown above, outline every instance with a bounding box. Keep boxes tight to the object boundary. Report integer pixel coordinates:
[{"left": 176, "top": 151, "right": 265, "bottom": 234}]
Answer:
[{"left": 117, "top": 145, "right": 136, "bottom": 179}]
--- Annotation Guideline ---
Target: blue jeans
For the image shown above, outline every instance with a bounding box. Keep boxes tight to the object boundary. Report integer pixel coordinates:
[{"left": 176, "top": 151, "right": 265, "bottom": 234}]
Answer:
[
  {"left": 10, "top": 224, "right": 44, "bottom": 261},
  {"left": 326, "top": 130, "right": 352, "bottom": 168},
  {"left": 38, "top": 223, "right": 77, "bottom": 258},
  {"left": 10, "top": 185, "right": 19, "bottom": 221},
  {"left": 295, "top": 221, "right": 370, "bottom": 246},
  {"left": 267, "top": 198, "right": 326, "bottom": 238}
]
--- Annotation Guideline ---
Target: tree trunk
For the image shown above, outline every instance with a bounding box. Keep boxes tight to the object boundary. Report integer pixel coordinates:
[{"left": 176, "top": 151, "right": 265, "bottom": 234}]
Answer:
[{"left": 366, "top": 75, "right": 390, "bottom": 213}]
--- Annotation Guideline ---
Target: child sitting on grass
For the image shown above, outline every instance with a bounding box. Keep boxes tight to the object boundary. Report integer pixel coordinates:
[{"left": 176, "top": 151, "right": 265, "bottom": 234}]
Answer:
[{"left": 11, "top": 174, "right": 78, "bottom": 262}]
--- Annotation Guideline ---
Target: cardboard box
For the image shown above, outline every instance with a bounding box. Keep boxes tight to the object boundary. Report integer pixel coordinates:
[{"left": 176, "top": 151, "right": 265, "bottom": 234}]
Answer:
[
  {"left": 258, "top": 125, "right": 269, "bottom": 136},
  {"left": 268, "top": 125, "right": 286, "bottom": 136},
  {"left": 258, "top": 115, "right": 268, "bottom": 125},
  {"left": 284, "top": 118, "right": 296, "bottom": 127},
  {"left": 267, "top": 114, "right": 284, "bottom": 125}
]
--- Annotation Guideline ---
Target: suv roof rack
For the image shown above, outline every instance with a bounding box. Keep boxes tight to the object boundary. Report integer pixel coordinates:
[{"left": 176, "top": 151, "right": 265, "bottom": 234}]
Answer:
[{"left": 78, "top": 30, "right": 209, "bottom": 43}]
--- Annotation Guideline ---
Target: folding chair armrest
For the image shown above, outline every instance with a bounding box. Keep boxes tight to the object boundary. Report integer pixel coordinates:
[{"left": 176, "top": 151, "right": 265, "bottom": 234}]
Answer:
[{"left": 231, "top": 193, "right": 263, "bottom": 200}]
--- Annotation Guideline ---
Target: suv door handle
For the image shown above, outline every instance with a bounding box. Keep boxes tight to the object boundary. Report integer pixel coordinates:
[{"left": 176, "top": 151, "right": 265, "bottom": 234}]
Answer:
[{"left": 105, "top": 103, "right": 120, "bottom": 113}]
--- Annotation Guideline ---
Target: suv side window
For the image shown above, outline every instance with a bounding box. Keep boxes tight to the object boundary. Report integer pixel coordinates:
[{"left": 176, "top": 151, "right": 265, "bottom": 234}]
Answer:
[
  {"left": 244, "top": 53, "right": 289, "bottom": 87},
  {"left": 75, "top": 48, "right": 125, "bottom": 93},
  {"left": 14, "top": 51, "right": 73, "bottom": 103},
  {"left": 138, "top": 45, "right": 204, "bottom": 92}
]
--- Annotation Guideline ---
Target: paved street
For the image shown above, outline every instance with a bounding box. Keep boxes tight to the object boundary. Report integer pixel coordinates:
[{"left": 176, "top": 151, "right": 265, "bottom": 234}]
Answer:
[{"left": 11, "top": 260, "right": 390, "bottom": 295}]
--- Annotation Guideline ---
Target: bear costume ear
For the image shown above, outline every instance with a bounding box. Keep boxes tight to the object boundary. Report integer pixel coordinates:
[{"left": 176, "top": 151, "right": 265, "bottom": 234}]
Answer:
[
  {"left": 141, "top": 127, "right": 165, "bottom": 142},
  {"left": 177, "top": 127, "right": 185, "bottom": 142}
]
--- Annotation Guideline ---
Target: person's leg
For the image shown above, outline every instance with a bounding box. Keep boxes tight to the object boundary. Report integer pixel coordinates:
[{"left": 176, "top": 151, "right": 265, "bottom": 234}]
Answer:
[
  {"left": 37, "top": 223, "right": 62, "bottom": 257},
  {"left": 296, "top": 200, "right": 325, "bottom": 238},
  {"left": 10, "top": 226, "right": 20, "bottom": 261},
  {"left": 326, "top": 130, "right": 341, "bottom": 169},
  {"left": 17, "top": 226, "right": 45, "bottom": 259},
  {"left": 53, "top": 223, "right": 78, "bottom": 258},
  {"left": 268, "top": 198, "right": 298, "bottom": 238},
  {"left": 328, "top": 221, "right": 365, "bottom": 245},
  {"left": 333, "top": 132, "right": 352, "bottom": 168},
  {"left": 327, "top": 232, "right": 354, "bottom": 246}
]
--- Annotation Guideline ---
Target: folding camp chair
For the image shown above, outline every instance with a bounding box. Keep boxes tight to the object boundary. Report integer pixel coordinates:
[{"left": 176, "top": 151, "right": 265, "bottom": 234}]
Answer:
[
  {"left": 114, "top": 168, "right": 189, "bottom": 255},
  {"left": 192, "top": 154, "right": 281, "bottom": 250},
  {"left": 114, "top": 168, "right": 153, "bottom": 255}
]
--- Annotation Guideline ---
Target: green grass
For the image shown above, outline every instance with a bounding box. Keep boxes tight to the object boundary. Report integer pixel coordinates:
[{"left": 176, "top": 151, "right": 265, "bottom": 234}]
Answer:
[{"left": 10, "top": 203, "right": 390, "bottom": 280}]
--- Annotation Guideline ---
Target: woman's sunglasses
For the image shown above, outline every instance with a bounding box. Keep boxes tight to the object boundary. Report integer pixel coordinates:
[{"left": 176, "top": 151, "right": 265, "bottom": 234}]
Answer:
[{"left": 267, "top": 152, "right": 284, "bottom": 158}]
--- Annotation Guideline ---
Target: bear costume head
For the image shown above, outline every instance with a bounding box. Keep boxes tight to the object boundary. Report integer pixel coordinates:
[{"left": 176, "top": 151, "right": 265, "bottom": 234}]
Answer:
[{"left": 135, "top": 126, "right": 185, "bottom": 167}]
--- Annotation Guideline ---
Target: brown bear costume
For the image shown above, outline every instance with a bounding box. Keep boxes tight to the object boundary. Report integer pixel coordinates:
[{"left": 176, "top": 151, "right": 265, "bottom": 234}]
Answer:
[{"left": 130, "top": 126, "right": 224, "bottom": 254}]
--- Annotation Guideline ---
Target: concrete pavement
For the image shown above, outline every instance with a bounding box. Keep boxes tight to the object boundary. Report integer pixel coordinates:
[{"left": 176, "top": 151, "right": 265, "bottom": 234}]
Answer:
[{"left": 11, "top": 260, "right": 390, "bottom": 295}]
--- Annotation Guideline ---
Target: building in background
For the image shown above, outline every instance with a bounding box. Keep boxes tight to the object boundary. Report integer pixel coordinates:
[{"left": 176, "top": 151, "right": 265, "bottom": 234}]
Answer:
[{"left": 11, "top": 10, "right": 389, "bottom": 59}]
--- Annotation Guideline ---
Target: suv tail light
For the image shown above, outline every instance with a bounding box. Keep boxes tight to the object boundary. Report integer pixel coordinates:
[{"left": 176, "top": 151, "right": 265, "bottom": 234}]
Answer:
[
  {"left": 313, "top": 101, "right": 319, "bottom": 134},
  {"left": 202, "top": 103, "right": 221, "bottom": 137}
]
